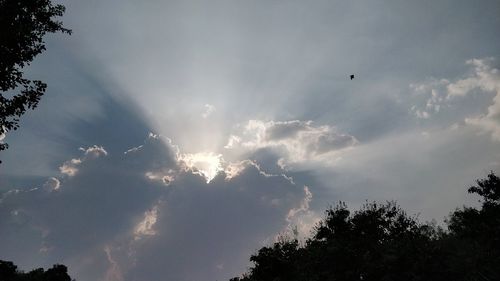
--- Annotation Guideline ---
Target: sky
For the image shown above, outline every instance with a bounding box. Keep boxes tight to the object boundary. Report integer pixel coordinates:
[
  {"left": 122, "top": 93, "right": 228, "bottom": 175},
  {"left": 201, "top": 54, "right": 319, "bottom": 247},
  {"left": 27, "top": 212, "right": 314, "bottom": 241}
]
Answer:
[{"left": 1, "top": 0, "right": 500, "bottom": 280}]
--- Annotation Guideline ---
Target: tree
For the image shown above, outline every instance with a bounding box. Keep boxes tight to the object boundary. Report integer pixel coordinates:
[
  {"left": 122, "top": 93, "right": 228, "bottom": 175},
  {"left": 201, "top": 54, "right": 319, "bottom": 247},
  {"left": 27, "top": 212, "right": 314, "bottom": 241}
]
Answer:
[
  {"left": 467, "top": 172, "right": 500, "bottom": 204},
  {"left": 0, "top": 0, "right": 71, "bottom": 159},
  {"left": 0, "top": 260, "right": 73, "bottom": 281},
  {"left": 0, "top": 260, "right": 18, "bottom": 280},
  {"left": 230, "top": 172, "right": 500, "bottom": 281},
  {"left": 444, "top": 172, "right": 500, "bottom": 281}
]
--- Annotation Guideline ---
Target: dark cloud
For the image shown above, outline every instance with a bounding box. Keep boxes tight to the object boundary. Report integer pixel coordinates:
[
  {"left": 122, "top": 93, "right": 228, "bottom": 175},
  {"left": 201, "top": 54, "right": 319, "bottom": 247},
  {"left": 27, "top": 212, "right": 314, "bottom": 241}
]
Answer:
[{"left": 0, "top": 134, "right": 311, "bottom": 281}]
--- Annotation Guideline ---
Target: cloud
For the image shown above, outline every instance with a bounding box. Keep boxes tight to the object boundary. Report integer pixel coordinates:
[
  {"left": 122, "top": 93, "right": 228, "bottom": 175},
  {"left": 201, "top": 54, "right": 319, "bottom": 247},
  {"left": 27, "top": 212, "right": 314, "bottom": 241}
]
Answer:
[
  {"left": 123, "top": 158, "right": 309, "bottom": 281},
  {"left": 284, "top": 186, "right": 321, "bottom": 240},
  {"left": 225, "top": 120, "right": 358, "bottom": 167},
  {"left": 447, "top": 59, "right": 498, "bottom": 97},
  {"left": 58, "top": 146, "right": 108, "bottom": 177},
  {"left": 410, "top": 81, "right": 449, "bottom": 119},
  {"left": 144, "top": 171, "right": 175, "bottom": 186},
  {"left": 80, "top": 145, "right": 108, "bottom": 158},
  {"left": 178, "top": 152, "right": 224, "bottom": 183},
  {"left": 43, "top": 177, "right": 61, "bottom": 191},
  {"left": 461, "top": 59, "right": 500, "bottom": 141},
  {"left": 104, "top": 246, "right": 124, "bottom": 281},
  {"left": 201, "top": 104, "right": 216, "bottom": 119},
  {"left": 59, "top": 158, "right": 82, "bottom": 177},
  {"left": 410, "top": 58, "right": 500, "bottom": 141},
  {"left": 0, "top": 134, "right": 312, "bottom": 281},
  {"left": 134, "top": 203, "right": 160, "bottom": 240}
]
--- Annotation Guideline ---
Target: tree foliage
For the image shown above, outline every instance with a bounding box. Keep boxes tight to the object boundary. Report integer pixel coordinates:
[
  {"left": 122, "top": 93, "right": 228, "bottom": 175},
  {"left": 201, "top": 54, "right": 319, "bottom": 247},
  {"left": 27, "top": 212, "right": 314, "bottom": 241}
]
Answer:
[
  {"left": 0, "top": 0, "right": 71, "bottom": 155},
  {"left": 231, "top": 172, "right": 500, "bottom": 281},
  {"left": 0, "top": 260, "right": 73, "bottom": 281}
]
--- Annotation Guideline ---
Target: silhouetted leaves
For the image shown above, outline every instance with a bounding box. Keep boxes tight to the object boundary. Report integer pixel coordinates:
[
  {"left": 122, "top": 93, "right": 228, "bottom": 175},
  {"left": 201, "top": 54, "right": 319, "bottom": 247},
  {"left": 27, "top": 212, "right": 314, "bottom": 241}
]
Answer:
[
  {"left": 444, "top": 172, "right": 500, "bottom": 281},
  {"left": 231, "top": 172, "right": 500, "bottom": 281},
  {"left": 468, "top": 172, "right": 500, "bottom": 204},
  {"left": 0, "top": 0, "right": 71, "bottom": 158},
  {"left": 0, "top": 260, "right": 73, "bottom": 281}
]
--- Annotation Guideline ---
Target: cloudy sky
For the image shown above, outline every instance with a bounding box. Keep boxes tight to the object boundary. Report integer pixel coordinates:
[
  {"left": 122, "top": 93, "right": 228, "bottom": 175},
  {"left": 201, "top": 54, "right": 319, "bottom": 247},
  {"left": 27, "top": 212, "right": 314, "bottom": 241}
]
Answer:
[{"left": 1, "top": 0, "right": 500, "bottom": 280}]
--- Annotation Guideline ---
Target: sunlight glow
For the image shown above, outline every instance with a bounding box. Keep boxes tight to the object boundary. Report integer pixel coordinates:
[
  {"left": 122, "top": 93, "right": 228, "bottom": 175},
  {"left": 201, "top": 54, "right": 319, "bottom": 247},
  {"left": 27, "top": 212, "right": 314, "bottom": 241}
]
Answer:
[
  {"left": 134, "top": 205, "right": 159, "bottom": 239},
  {"left": 178, "top": 152, "right": 224, "bottom": 183}
]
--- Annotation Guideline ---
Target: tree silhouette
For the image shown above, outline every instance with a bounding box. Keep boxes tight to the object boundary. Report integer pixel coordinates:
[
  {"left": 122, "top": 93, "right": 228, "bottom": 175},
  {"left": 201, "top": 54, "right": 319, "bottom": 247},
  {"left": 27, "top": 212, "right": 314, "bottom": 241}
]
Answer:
[
  {"left": 0, "top": 260, "right": 73, "bottom": 281},
  {"left": 0, "top": 0, "right": 71, "bottom": 159},
  {"left": 443, "top": 172, "right": 500, "bottom": 280},
  {"left": 230, "top": 172, "right": 500, "bottom": 281}
]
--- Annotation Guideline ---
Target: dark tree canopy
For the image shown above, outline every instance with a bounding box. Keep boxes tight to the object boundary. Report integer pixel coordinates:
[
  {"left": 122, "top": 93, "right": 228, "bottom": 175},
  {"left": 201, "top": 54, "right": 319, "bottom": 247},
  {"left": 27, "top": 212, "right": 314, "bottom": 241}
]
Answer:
[
  {"left": 231, "top": 172, "right": 500, "bottom": 281},
  {"left": 0, "top": 0, "right": 71, "bottom": 156},
  {"left": 468, "top": 172, "right": 500, "bottom": 204},
  {"left": 0, "top": 260, "right": 73, "bottom": 281}
]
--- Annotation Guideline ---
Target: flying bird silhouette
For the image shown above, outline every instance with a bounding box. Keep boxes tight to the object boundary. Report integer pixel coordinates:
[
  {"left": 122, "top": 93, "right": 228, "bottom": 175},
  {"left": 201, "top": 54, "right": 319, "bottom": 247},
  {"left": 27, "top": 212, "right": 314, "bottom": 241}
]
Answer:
[{"left": 350, "top": 74, "right": 355, "bottom": 80}]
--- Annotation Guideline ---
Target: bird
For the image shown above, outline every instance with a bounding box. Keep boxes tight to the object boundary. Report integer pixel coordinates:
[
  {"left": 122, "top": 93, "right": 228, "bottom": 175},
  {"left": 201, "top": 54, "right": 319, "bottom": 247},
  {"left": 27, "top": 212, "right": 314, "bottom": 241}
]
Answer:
[{"left": 350, "top": 74, "right": 355, "bottom": 80}]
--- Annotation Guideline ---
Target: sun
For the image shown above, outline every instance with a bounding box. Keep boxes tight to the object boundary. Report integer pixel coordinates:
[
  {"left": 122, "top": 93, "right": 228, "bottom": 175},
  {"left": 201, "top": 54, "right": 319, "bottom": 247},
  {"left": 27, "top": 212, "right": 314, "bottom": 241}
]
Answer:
[{"left": 178, "top": 152, "right": 224, "bottom": 183}]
